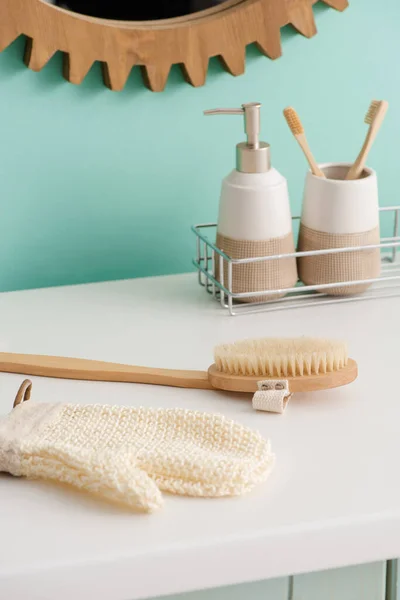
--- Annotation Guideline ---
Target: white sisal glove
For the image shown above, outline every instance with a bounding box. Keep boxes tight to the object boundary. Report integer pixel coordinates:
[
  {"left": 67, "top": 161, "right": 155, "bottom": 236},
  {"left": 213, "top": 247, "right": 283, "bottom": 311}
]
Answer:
[{"left": 0, "top": 383, "right": 275, "bottom": 512}]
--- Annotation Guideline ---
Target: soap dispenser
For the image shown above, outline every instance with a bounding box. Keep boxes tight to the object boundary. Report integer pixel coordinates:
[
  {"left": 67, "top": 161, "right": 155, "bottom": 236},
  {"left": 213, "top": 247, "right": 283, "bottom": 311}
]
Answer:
[{"left": 204, "top": 102, "right": 298, "bottom": 302}]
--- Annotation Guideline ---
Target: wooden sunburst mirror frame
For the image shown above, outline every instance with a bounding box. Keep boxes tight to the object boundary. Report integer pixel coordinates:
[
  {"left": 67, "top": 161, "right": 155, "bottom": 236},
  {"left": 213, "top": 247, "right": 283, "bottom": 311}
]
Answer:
[{"left": 0, "top": 0, "right": 348, "bottom": 92}]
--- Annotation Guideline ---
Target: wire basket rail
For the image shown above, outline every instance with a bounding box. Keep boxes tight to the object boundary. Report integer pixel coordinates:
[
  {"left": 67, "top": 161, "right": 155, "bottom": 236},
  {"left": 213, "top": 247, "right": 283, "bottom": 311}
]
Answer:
[{"left": 192, "top": 206, "right": 400, "bottom": 316}]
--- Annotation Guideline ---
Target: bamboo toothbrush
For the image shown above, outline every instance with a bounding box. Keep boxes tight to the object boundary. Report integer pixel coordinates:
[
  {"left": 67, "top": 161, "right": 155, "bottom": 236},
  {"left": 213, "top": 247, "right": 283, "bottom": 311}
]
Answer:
[
  {"left": 0, "top": 338, "right": 357, "bottom": 393},
  {"left": 346, "top": 99, "right": 389, "bottom": 180},
  {"left": 283, "top": 107, "right": 325, "bottom": 178}
]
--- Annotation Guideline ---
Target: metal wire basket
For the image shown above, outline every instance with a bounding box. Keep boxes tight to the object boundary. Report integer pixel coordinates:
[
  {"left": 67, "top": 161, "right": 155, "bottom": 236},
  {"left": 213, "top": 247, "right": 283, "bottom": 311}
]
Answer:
[{"left": 192, "top": 206, "right": 400, "bottom": 316}]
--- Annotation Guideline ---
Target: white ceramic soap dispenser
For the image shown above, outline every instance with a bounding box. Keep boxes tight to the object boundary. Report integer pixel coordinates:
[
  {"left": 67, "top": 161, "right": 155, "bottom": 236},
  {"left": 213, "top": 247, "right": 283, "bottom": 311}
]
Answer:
[{"left": 204, "top": 102, "right": 298, "bottom": 302}]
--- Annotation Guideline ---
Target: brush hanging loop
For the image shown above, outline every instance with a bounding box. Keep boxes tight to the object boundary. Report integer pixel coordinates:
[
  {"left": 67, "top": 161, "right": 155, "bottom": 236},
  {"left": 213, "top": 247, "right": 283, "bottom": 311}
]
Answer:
[{"left": 13, "top": 379, "right": 33, "bottom": 408}]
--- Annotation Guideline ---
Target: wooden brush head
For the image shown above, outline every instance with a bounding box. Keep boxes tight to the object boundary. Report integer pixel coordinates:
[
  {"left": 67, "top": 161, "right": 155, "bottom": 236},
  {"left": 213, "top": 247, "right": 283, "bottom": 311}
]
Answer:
[
  {"left": 209, "top": 337, "right": 357, "bottom": 392},
  {"left": 208, "top": 360, "right": 357, "bottom": 393},
  {"left": 283, "top": 107, "right": 304, "bottom": 136}
]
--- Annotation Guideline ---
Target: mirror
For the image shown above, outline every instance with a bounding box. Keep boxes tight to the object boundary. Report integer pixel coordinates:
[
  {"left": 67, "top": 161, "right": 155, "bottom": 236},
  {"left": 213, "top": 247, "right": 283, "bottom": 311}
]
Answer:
[
  {"left": 52, "top": 0, "right": 229, "bottom": 20},
  {"left": 3, "top": 0, "right": 348, "bottom": 92}
]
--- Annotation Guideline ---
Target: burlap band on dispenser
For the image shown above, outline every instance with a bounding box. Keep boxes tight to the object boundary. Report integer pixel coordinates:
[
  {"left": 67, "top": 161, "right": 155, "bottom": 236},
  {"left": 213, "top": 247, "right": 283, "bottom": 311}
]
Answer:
[
  {"left": 297, "top": 224, "right": 381, "bottom": 296},
  {"left": 216, "top": 232, "right": 298, "bottom": 303}
]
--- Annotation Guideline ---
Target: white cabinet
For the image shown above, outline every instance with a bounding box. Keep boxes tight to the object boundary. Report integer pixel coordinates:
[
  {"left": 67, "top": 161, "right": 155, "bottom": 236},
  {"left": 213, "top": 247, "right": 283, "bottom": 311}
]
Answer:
[
  {"left": 160, "top": 578, "right": 289, "bottom": 600},
  {"left": 161, "top": 562, "right": 387, "bottom": 600},
  {"left": 292, "top": 562, "right": 386, "bottom": 600}
]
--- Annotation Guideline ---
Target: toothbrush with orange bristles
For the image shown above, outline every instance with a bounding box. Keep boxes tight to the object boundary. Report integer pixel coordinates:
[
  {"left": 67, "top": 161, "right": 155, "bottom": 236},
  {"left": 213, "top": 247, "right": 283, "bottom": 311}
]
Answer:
[
  {"left": 346, "top": 99, "right": 388, "bottom": 180},
  {"left": 283, "top": 107, "right": 325, "bottom": 178}
]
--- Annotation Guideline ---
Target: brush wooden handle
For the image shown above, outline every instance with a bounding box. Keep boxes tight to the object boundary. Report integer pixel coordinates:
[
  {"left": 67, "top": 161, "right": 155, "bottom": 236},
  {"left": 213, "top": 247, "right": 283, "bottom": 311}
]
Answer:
[
  {"left": 296, "top": 133, "right": 326, "bottom": 178},
  {"left": 346, "top": 126, "right": 377, "bottom": 180},
  {"left": 346, "top": 102, "right": 388, "bottom": 180},
  {"left": 0, "top": 353, "right": 213, "bottom": 390}
]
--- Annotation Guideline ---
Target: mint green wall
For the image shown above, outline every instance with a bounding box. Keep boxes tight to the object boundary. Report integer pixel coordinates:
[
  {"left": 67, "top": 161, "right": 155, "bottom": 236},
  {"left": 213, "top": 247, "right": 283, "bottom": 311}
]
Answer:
[{"left": 0, "top": 0, "right": 398, "bottom": 292}]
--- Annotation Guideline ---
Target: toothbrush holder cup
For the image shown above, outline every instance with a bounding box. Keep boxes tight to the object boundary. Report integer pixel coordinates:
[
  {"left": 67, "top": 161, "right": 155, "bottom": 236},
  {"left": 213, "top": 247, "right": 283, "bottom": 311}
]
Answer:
[{"left": 297, "top": 163, "right": 381, "bottom": 296}]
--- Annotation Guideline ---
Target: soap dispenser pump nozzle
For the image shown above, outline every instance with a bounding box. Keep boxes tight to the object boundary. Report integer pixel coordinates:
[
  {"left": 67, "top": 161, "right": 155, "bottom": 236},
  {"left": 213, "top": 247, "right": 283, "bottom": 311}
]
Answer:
[{"left": 204, "top": 102, "right": 270, "bottom": 174}]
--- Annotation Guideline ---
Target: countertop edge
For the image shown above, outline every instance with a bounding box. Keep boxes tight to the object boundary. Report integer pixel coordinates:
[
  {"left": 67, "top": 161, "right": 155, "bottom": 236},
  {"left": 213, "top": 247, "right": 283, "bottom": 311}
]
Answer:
[{"left": 1, "top": 514, "right": 400, "bottom": 599}]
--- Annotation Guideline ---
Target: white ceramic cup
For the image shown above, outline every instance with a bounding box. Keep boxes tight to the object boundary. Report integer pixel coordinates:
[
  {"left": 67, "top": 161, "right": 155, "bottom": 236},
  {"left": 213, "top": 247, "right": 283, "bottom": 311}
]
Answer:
[
  {"left": 298, "top": 163, "right": 381, "bottom": 296},
  {"left": 301, "top": 163, "right": 379, "bottom": 233}
]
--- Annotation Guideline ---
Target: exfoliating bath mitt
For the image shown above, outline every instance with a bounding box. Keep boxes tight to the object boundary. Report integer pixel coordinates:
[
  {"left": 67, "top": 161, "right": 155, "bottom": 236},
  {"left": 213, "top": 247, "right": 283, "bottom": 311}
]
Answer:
[{"left": 0, "top": 383, "right": 274, "bottom": 512}]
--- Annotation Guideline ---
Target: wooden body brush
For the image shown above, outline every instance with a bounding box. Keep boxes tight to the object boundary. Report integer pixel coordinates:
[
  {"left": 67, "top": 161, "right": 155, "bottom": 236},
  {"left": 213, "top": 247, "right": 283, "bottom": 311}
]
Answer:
[{"left": 0, "top": 338, "right": 357, "bottom": 394}]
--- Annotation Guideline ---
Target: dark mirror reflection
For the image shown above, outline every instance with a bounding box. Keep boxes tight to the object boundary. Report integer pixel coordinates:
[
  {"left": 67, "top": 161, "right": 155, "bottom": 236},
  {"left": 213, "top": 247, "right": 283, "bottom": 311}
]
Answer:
[{"left": 52, "top": 0, "right": 229, "bottom": 20}]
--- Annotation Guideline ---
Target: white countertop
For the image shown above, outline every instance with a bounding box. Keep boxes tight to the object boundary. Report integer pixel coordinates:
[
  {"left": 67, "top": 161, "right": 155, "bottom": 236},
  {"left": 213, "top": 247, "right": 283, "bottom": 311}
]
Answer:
[{"left": 0, "top": 274, "right": 399, "bottom": 600}]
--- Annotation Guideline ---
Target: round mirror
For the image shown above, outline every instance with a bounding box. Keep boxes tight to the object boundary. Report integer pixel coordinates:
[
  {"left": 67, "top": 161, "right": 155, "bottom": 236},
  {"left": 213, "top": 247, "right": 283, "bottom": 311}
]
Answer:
[
  {"left": 2, "top": 0, "right": 348, "bottom": 92},
  {"left": 52, "top": 0, "right": 229, "bottom": 20}
]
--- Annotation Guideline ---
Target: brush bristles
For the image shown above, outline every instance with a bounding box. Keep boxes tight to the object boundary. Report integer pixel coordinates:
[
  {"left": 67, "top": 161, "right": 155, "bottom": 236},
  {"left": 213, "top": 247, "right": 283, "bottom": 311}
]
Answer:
[
  {"left": 214, "top": 337, "right": 348, "bottom": 377},
  {"left": 283, "top": 107, "right": 304, "bottom": 136},
  {"left": 365, "top": 100, "right": 380, "bottom": 125}
]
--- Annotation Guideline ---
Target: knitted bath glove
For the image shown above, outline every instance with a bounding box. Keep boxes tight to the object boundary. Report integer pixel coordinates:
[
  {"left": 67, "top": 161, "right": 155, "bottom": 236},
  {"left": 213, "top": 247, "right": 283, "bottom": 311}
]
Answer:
[{"left": 0, "top": 387, "right": 274, "bottom": 512}]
